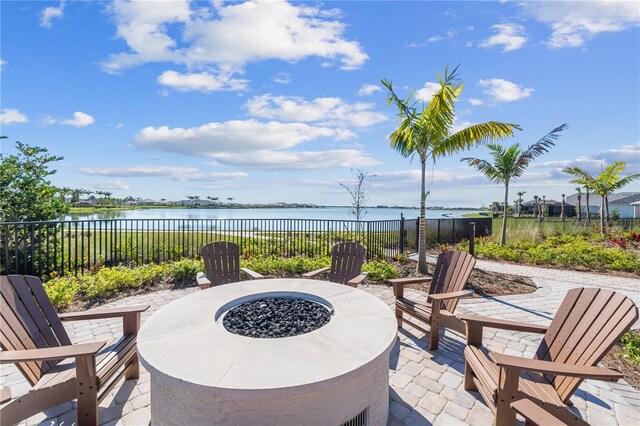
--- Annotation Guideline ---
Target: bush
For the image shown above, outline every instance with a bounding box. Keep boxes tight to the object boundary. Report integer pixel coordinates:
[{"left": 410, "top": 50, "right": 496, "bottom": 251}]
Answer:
[
  {"left": 362, "top": 260, "right": 400, "bottom": 281},
  {"left": 243, "top": 256, "right": 331, "bottom": 276},
  {"left": 621, "top": 331, "right": 640, "bottom": 364},
  {"left": 466, "top": 234, "right": 640, "bottom": 273},
  {"left": 165, "top": 258, "right": 204, "bottom": 281}
]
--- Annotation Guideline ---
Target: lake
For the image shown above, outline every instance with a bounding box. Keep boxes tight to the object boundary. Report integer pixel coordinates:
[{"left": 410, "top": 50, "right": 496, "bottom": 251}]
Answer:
[{"left": 63, "top": 207, "right": 480, "bottom": 221}]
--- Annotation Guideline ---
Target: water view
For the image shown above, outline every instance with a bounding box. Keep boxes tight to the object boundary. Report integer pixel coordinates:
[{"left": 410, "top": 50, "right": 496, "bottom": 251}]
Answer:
[{"left": 62, "top": 206, "right": 481, "bottom": 221}]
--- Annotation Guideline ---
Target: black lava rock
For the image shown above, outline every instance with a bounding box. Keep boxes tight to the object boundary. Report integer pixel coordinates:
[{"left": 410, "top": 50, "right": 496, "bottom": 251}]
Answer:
[{"left": 223, "top": 297, "right": 331, "bottom": 338}]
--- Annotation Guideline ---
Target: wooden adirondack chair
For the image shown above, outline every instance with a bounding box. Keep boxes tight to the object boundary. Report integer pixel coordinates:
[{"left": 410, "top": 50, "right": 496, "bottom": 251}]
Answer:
[
  {"left": 390, "top": 250, "right": 476, "bottom": 350},
  {"left": 196, "top": 241, "right": 263, "bottom": 289},
  {"left": 302, "top": 242, "right": 367, "bottom": 287},
  {"left": 461, "top": 287, "right": 638, "bottom": 426},
  {"left": 0, "top": 275, "right": 149, "bottom": 426}
]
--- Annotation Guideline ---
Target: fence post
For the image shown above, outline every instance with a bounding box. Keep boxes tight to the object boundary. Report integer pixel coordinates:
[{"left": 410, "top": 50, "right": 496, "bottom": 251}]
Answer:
[
  {"left": 468, "top": 222, "right": 476, "bottom": 256},
  {"left": 399, "top": 214, "right": 405, "bottom": 254},
  {"left": 366, "top": 221, "right": 371, "bottom": 261}
]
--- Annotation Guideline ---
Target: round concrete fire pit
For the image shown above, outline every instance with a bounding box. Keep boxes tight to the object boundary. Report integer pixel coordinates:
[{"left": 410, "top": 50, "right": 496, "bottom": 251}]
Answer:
[{"left": 138, "top": 278, "right": 397, "bottom": 426}]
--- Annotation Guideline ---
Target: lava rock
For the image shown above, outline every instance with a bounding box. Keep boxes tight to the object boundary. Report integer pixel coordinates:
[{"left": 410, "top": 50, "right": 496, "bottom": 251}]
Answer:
[{"left": 223, "top": 297, "right": 331, "bottom": 339}]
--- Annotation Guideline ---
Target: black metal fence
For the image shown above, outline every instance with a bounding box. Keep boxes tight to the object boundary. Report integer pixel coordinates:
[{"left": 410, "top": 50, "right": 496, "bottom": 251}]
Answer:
[{"left": 0, "top": 217, "right": 489, "bottom": 277}]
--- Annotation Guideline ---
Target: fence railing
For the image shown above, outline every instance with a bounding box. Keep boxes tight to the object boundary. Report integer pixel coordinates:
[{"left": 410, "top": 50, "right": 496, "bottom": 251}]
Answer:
[{"left": 0, "top": 217, "right": 490, "bottom": 277}]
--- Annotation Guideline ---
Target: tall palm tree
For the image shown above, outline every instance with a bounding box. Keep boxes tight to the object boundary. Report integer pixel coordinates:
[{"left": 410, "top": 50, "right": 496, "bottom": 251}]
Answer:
[
  {"left": 382, "top": 66, "right": 520, "bottom": 273},
  {"left": 575, "top": 187, "right": 582, "bottom": 221},
  {"left": 564, "top": 162, "right": 639, "bottom": 233},
  {"left": 560, "top": 193, "right": 566, "bottom": 220},
  {"left": 533, "top": 195, "right": 539, "bottom": 217},
  {"left": 541, "top": 195, "right": 546, "bottom": 221},
  {"left": 516, "top": 191, "right": 526, "bottom": 217},
  {"left": 461, "top": 125, "right": 566, "bottom": 245}
]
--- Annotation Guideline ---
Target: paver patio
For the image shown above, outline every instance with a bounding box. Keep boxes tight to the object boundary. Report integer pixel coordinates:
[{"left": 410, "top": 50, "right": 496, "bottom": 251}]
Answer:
[{"left": 2, "top": 258, "right": 639, "bottom": 425}]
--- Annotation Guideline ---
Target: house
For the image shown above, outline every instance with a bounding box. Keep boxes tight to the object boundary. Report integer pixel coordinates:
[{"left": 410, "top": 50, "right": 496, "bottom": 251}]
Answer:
[
  {"left": 565, "top": 191, "right": 640, "bottom": 218},
  {"left": 175, "top": 199, "right": 216, "bottom": 207},
  {"left": 519, "top": 199, "right": 575, "bottom": 217},
  {"left": 632, "top": 201, "right": 640, "bottom": 219}
]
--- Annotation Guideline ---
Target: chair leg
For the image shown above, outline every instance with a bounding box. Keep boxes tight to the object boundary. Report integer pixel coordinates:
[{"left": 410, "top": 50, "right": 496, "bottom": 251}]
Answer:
[
  {"left": 429, "top": 315, "right": 440, "bottom": 350},
  {"left": 464, "top": 359, "right": 477, "bottom": 391},
  {"left": 124, "top": 353, "right": 140, "bottom": 380},
  {"left": 495, "top": 367, "right": 518, "bottom": 426},
  {"left": 395, "top": 308, "right": 403, "bottom": 328},
  {"left": 76, "top": 355, "right": 99, "bottom": 426}
]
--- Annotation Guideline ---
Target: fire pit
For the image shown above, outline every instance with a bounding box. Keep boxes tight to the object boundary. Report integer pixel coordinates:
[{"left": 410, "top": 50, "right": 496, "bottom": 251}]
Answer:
[{"left": 137, "top": 279, "right": 397, "bottom": 426}]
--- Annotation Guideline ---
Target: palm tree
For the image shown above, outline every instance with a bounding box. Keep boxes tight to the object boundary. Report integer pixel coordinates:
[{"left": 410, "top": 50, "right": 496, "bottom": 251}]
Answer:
[
  {"left": 560, "top": 193, "right": 566, "bottom": 220},
  {"left": 564, "top": 162, "right": 639, "bottom": 233},
  {"left": 541, "top": 195, "right": 546, "bottom": 221},
  {"left": 516, "top": 191, "right": 526, "bottom": 217},
  {"left": 382, "top": 66, "right": 520, "bottom": 273},
  {"left": 533, "top": 195, "right": 539, "bottom": 218},
  {"left": 575, "top": 187, "right": 582, "bottom": 222},
  {"left": 461, "top": 125, "right": 566, "bottom": 245}
]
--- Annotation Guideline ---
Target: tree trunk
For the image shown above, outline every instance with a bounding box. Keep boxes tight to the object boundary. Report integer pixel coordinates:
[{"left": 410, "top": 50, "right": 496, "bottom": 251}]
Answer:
[
  {"left": 577, "top": 194, "right": 582, "bottom": 222},
  {"left": 500, "top": 183, "right": 509, "bottom": 245},
  {"left": 600, "top": 195, "right": 605, "bottom": 234},
  {"left": 605, "top": 195, "right": 610, "bottom": 225},
  {"left": 417, "top": 158, "right": 428, "bottom": 274},
  {"left": 585, "top": 191, "right": 591, "bottom": 226}
]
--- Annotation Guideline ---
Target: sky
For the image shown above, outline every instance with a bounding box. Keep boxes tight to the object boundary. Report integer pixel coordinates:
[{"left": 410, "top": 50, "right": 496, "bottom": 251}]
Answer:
[{"left": 1, "top": 0, "right": 639, "bottom": 208}]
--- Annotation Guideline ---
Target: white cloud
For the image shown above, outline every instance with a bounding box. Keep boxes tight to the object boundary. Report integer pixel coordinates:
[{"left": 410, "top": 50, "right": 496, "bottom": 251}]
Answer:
[
  {"left": 469, "top": 98, "right": 484, "bottom": 106},
  {"left": 0, "top": 58, "right": 6, "bottom": 71},
  {"left": 158, "top": 69, "right": 249, "bottom": 92},
  {"left": 103, "top": 0, "right": 367, "bottom": 89},
  {"left": 244, "top": 94, "right": 387, "bottom": 128},
  {"left": 479, "top": 23, "right": 527, "bottom": 52},
  {"left": 0, "top": 108, "right": 29, "bottom": 124},
  {"left": 272, "top": 72, "right": 292, "bottom": 84},
  {"left": 90, "top": 179, "right": 130, "bottom": 190},
  {"left": 40, "top": 1, "right": 65, "bottom": 28},
  {"left": 530, "top": 144, "right": 639, "bottom": 176},
  {"left": 209, "top": 149, "right": 380, "bottom": 170},
  {"left": 79, "top": 165, "right": 248, "bottom": 182},
  {"left": 135, "top": 119, "right": 352, "bottom": 157},
  {"left": 478, "top": 78, "right": 533, "bottom": 102},
  {"left": 60, "top": 111, "right": 95, "bottom": 127},
  {"left": 427, "top": 29, "right": 457, "bottom": 43},
  {"left": 522, "top": 1, "right": 640, "bottom": 48},
  {"left": 358, "top": 84, "right": 381, "bottom": 96},
  {"left": 415, "top": 82, "right": 441, "bottom": 103}
]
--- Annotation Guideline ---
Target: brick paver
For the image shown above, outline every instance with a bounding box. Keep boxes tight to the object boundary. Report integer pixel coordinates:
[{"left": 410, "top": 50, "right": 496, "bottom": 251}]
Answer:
[{"left": 2, "top": 259, "right": 639, "bottom": 425}]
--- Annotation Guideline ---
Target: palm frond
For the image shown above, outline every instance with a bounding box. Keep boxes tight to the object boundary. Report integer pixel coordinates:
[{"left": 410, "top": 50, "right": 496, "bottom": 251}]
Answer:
[
  {"left": 433, "top": 121, "right": 520, "bottom": 160},
  {"left": 520, "top": 124, "right": 568, "bottom": 161},
  {"left": 609, "top": 173, "right": 640, "bottom": 191},
  {"left": 461, "top": 157, "right": 504, "bottom": 184}
]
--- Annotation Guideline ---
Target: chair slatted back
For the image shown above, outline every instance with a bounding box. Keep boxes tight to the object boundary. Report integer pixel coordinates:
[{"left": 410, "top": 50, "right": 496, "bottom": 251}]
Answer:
[
  {"left": 534, "top": 287, "right": 639, "bottom": 402},
  {"left": 202, "top": 242, "right": 241, "bottom": 286},
  {"left": 0, "top": 275, "right": 72, "bottom": 386},
  {"left": 329, "top": 242, "right": 366, "bottom": 285},
  {"left": 428, "top": 251, "right": 476, "bottom": 313}
]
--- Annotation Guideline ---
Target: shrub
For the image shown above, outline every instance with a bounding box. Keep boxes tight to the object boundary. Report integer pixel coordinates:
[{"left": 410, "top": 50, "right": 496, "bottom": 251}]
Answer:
[
  {"left": 243, "top": 256, "right": 331, "bottom": 276},
  {"left": 165, "top": 258, "right": 204, "bottom": 281},
  {"left": 621, "top": 331, "right": 640, "bottom": 364},
  {"left": 362, "top": 260, "right": 400, "bottom": 281}
]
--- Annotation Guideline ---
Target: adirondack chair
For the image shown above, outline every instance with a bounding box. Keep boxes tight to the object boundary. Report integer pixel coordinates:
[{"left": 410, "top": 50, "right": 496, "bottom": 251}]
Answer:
[
  {"left": 461, "top": 287, "right": 638, "bottom": 426},
  {"left": 0, "top": 275, "right": 149, "bottom": 426},
  {"left": 302, "top": 242, "right": 367, "bottom": 287},
  {"left": 196, "top": 241, "right": 263, "bottom": 289},
  {"left": 390, "top": 250, "right": 476, "bottom": 350}
]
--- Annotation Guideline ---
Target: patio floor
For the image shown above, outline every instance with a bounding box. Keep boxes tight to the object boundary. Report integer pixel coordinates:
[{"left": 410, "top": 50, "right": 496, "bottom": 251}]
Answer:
[{"left": 3, "top": 258, "right": 639, "bottom": 426}]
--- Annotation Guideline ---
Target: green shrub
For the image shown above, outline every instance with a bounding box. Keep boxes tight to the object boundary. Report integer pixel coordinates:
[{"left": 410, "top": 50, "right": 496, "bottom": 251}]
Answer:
[
  {"left": 465, "top": 234, "right": 640, "bottom": 273},
  {"left": 165, "top": 258, "right": 204, "bottom": 281},
  {"left": 362, "top": 260, "right": 400, "bottom": 281},
  {"left": 243, "top": 256, "right": 331, "bottom": 276},
  {"left": 621, "top": 331, "right": 640, "bottom": 364}
]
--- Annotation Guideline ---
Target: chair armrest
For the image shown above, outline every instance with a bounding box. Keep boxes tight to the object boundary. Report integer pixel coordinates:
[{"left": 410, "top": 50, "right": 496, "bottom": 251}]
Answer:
[
  {"left": 196, "top": 272, "right": 211, "bottom": 289},
  {"left": 302, "top": 267, "right": 330, "bottom": 279},
  {"left": 59, "top": 305, "right": 149, "bottom": 321},
  {"left": 460, "top": 314, "right": 549, "bottom": 334},
  {"left": 511, "top": 399, "right": 590, "bottom": 426},
  {"left": 347, "top": 273, "right": 367, "bottom": 288},
  {"left": 0, "top": 342, "right": 106, "bottom": 364},
  {"left": 387, "top": 277, "right": 430, "bottom": 286},
  {"left": 430, "top": 290, "right": 474, "bottom": 301},
  {"left": 489, "top": 352, "right": 624, "bottom": 381},
  {"left": 241, "top": 268, "right": 264, "bottom": 280}
]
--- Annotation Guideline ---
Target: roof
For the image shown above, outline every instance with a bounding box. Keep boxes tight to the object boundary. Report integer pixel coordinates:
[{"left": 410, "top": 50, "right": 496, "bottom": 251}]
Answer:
[
  {"left": 565, "top": 192, "right": 639, "bottom": 208},
  {"left": 609, "top": 193, "right": 640, "bottom": 205},
  {"left": 522, "top": 199, "right": 563, "bottom": 206}
]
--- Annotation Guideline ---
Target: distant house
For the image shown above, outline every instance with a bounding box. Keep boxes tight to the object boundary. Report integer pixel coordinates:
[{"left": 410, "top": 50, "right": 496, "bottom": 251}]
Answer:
[
  {"left": 520, "top": 199, "right": 575, "bottom": 217},
  {"left": 175, "top": 199, "right": 216, "bottom": 207},
  {"left": 565, "top": 191, "right": 640, "bottom": 218},
  {"left": 632, "top": 201, "right": 640, "bottom": 219},
  {"left": 130, "top": 198, "right": 158, "bottom": 206}
]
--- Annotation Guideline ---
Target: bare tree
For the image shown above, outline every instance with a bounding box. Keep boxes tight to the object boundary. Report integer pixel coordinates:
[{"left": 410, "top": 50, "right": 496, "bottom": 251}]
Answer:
[{"left": 339, "top": 169, "right": 376, "bottom": 221}]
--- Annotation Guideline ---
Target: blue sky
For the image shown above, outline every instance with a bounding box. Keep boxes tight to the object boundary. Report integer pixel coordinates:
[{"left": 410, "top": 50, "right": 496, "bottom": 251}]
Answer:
[{"left": 1, "top": 0, "right": 639, "bottom": 207}]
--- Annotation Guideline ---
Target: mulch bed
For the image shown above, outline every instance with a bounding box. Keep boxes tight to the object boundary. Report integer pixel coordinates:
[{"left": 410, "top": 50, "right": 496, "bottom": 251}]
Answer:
[
  {"left": 377, "top": 258, "right": 537, "bottom": 297},
  {"left": 601, "top": 330, "right": 640, "bottom": 391}
]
